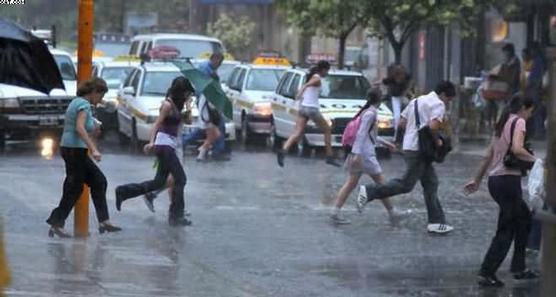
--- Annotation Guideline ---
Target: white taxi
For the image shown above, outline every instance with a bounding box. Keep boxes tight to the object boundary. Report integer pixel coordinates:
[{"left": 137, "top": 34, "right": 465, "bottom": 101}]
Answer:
[
  {"left": 117, "top": 61, "right": 235, "bottom": 146},
  {"left": 49, "top": 48, "right": 77, "bottom": 95},
  {"left": 226, "top": 57, "right": 290, "bottom": 142},
  {"left": 270, "top": 68, "right": 395, "bottom": 154},
  {"left": 92, "top": 58, "right": 140, "bottom": 129}
]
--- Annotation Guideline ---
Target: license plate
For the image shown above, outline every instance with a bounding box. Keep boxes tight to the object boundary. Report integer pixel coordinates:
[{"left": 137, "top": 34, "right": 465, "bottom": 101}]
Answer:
[{"left": 39, "top": 116, "right": 58, "bottom": 126}]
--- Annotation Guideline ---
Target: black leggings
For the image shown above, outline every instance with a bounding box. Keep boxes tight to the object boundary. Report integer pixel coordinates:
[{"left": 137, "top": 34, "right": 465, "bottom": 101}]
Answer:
[
  {"left": 480, "top": 175, "right": 531, "bottom": 275},
  {"left": 47, "top": 147, "right": 109, "bottom": 227},
  {"left": 116, "top": 147, "right": 186, "bottom": 218}
]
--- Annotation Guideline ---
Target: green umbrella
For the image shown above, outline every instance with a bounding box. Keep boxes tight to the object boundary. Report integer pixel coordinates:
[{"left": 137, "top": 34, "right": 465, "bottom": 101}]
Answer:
[{"left": 172, "top": 60, "right": 233, "bottom": 119}]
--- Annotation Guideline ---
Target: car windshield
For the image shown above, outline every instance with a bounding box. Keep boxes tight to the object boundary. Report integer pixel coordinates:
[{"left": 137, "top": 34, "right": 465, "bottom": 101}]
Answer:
[
  {"left": 156, "top": 39, "right": 222, "bottom": 59},
  {"left": 218, "top": 63, "right": 237, "bottom": 83},
  {"left": 320, "top": 75, "right": 370, "bottom": 99},
  {"left": 142, "top": 71, "right": 183, "bottom": 96},
  {"left": 101, "top": 67, "right": 135, "bottom": 89},
  {"left": 245, "top": 69, "right": 285, "bottom": 91},
  {"left": 53, "top": 54, "right": 77, "bottom": 81}
]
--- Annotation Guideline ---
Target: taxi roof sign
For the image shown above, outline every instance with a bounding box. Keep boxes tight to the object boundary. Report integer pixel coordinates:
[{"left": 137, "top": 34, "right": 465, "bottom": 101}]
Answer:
[{"left": 252, "top": 56, "right": 291, "bottom": 66}]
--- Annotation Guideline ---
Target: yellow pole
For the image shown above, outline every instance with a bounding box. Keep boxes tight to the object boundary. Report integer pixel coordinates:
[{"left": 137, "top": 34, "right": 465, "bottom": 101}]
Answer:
[{"left": 74, "top": 0, "right": 94, "bottom": 238}]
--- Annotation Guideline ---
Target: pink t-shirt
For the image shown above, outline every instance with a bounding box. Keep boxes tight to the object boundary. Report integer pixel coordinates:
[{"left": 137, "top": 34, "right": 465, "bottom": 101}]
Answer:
[{"left": 489, "top": 114, "right": 527, "bottom": 177}]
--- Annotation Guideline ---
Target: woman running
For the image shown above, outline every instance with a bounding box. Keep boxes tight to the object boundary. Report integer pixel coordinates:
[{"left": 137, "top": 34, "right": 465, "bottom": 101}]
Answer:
[
  {"left": 276, "top": 60, "right": 340, "bottom": 168},
  {"left": 115, "top": 77, "right": 194, "bottom": 226},
  {"left": 464, "top": 95, "right": 539, "bottom": 287},
  {"left": 330, "top": 89, "right": 405, "bottom": 225},
  {"left": 46, "top": 77, "right": 121, "bottom": 237}
]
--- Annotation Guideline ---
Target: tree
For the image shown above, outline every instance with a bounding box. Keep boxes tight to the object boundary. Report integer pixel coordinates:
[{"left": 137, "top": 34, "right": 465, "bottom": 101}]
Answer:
[
  {"left": 207, "top": 13, "right": 255, "bottom": 59},
  {"left": 365, "top": 0, "right": 500, "bottom": 64},
  {"left": 277, "top": 0, "right": 370, "bottom": 69}
]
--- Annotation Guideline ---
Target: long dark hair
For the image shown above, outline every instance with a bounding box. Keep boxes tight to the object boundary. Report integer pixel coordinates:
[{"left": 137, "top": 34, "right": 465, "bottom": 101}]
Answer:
[
  {"left": 352, "top": 88, "right": 382, "bottom": 120},
  {"left": 494, "top": 95, "right": 534, "bottom": 137},
  {"left": 306, "top": 60, "right": 331, "bottom": 82},
  {"left": 166, "top": 76, "right": 194, "bottom": 111}
]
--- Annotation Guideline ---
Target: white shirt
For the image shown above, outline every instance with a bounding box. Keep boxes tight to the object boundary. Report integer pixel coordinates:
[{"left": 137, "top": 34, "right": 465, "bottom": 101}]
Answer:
[
  {"left": 352, "top": 107, "right": 378, "bottom": 158},
  {"left": 301, "top": 74, "right": 321, "bottom": 108},
  {"left": 401, "top": 91, "right": 446, "bottom": 151}
]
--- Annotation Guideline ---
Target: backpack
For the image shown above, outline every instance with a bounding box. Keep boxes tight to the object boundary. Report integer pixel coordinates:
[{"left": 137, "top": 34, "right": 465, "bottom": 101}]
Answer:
[
  {"left": 341, "top": 115, "right": 362, "bottom": 147},
  {"left": 342, "top": 113, "right": 376, "bottom": 148}
]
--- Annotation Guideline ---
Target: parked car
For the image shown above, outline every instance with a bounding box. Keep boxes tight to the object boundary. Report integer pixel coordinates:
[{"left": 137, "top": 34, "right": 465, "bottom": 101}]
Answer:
[
  {"left": 116, "top": 61, "right": 235, "bottom": 147},
  {"left": 270, "top": 68, "right": 394, "bottom": 155},
  {"left": 128, "top": 33, "right": 225, "bottom": 59},
  {"left": 226, "top": 57, "right": 290, "bottom": 143},
  {"left": 0, "top": 19, "right": 73, "bottom": 152},
  {"left": 49, "top": 48, "right": 77, "bottom": 95},
  {"left": 92, "top": 59, "right": 140, "bottom": 130}
]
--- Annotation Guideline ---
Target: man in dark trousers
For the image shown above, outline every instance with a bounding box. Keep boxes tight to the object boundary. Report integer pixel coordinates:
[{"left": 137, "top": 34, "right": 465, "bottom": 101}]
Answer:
[
  {"left": 357, "top": 81, "right": 456, "bottom": 234},
  {"left": 382, "top": 64, "right": 411, "bottom": 144}
]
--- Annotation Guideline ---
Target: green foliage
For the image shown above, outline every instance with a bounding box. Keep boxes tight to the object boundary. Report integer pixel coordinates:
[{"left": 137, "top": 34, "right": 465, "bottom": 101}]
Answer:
[
  {"left": 277, "top": 0, "right": 368, "bottom": 38},
  {"left": 207, "top": 14, "right": 255, "bottom": 57}
]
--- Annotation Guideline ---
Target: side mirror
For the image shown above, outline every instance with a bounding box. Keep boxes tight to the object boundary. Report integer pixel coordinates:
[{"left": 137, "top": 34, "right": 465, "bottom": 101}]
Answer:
[{"left": 123, "top": 86, "right": 135, "bottom": 96}]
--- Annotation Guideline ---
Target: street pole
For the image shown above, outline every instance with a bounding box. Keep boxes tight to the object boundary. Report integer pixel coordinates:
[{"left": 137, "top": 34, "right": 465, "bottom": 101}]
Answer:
[
  {"left": 74, "top": 0, "right": 94, "bottom": 238},
  {"left": 542, "top": 47, "right": 556, "bottom": 297}
]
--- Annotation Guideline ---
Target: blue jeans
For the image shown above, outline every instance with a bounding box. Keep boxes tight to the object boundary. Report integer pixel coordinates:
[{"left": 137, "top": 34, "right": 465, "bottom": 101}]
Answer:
[{"left": 182, "top": 121, "right": 226, "bottom": 154}]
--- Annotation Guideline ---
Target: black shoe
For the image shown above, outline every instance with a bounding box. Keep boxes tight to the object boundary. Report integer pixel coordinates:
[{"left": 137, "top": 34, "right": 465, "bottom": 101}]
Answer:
[
  {"left": 477, "top": 273, "right": 504, "bottom": 287},
  {"left": 99, "top": 223, "right": 122, "bottom": 234},
  {"left": 143, "top": 192, "right": 156, "bottom": 213},
  {"left": 115, "top": 187, "right": 124, "bottom": 212},
  {"left": 325, "top": 157, "right": 341, "bottom": 167},
  {"left": 48, "top": 226, "right": 72, "bottom": 238},
  {"left": 276, "top": 150, "right": 285, "bottom": 167},
  {"left": 169, "top": 217, "right": 192, "bottom": 227},
  {"left": 513, "top": 269, "right": 539, "bottom": 280}
]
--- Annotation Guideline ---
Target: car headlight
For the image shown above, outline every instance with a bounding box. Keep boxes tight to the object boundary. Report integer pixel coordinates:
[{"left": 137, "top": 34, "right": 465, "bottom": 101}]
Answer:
[
  {"left": 377, "top": 119, "right": 393, "bottom": 129},
  {"left": 252, "top": 102, "right": 272, "bottom": 117},
  {"left": 0, "top": 97, "right": 20, "bottom": 111}
]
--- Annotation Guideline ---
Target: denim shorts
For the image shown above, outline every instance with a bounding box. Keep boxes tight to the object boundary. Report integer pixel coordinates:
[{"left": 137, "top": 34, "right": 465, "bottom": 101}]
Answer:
[{"left": 299, "top": 106, "right": 325, "bottom": 123}]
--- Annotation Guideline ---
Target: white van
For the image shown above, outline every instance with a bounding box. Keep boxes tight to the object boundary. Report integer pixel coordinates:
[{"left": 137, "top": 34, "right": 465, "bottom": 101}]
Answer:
[{"left": 128, "top": 33, "right": 225, "bottom": 59}]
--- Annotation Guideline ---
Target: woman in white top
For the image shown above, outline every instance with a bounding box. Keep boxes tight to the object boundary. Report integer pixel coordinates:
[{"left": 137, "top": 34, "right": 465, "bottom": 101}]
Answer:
[
  {"left": 276, "top": 60, "right": 340, "bottom": 167},
  {"left": 331, "top": 89, "right": 405, "bottom": 225}
]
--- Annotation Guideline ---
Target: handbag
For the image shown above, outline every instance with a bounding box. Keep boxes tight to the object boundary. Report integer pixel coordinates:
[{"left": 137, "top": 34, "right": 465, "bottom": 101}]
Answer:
[
  {"left": 503, "top": 118, "right": 534, "bottom": 172},
  {"left": 414, "top": 99, "right": 451, "bottom": 163}
]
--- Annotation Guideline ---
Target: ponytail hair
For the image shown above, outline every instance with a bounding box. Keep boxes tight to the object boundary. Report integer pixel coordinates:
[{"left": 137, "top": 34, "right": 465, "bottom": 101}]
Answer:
[
  {"left": 306, "top": 60, "right": 331, "bottom": 82},
  {"left": 166, "top": 76, "right": 194, "bottom": 111},
  {"left": 494, "top": 94, "right": 534, "bottom": 137},
  {"left": 353, "top": 88, "right": 382, "bottom": 120}
]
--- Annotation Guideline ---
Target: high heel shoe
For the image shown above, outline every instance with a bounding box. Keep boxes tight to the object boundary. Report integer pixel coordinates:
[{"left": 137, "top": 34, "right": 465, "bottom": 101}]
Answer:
[
  {"left": 48, "top": 226, "right": 71, "bottom": 238},
  {"left": 99, "top": 223, "right": 122, "bottom": 234}
]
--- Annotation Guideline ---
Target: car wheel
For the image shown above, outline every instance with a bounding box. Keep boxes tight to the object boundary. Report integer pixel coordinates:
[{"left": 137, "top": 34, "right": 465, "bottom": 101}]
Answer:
[
  {"left": 268, "top": 121, "right": 283, "bottom": 151},
  {"left": 240, "top": 118, "right": 251, "bottom": 145}
]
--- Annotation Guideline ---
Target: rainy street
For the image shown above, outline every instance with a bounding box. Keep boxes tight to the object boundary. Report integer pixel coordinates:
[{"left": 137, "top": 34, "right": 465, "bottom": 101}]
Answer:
[{"left": 0, "top": 139, "right": 545, "bottom": 297}]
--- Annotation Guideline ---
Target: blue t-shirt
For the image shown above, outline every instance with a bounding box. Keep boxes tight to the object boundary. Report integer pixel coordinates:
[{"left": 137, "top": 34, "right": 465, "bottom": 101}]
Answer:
[{"left": 60, "top": 97, "right": 95, "bottom": 148}]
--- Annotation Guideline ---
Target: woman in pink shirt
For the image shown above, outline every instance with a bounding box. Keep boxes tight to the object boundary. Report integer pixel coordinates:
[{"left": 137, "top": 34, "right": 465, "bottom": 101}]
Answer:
[{"left": 464, "top": 95, "right": 538, "bottom": 287}]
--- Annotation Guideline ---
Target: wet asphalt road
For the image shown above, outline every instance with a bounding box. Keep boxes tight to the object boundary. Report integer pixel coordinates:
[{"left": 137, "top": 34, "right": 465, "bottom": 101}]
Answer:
[{"left": 0, "top": 136, "right": 544, "bottom": 297}]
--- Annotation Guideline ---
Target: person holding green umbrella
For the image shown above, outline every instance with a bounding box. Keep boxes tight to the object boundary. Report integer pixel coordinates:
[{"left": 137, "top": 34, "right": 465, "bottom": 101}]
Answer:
[{"left": 182, "top": 53, "right": 231, "bottom": 161}]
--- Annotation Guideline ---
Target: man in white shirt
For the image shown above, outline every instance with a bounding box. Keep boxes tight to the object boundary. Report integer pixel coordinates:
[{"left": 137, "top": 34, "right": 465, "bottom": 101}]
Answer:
[{"left": 357, "top": 81, "right": 456, "bottom": 234}]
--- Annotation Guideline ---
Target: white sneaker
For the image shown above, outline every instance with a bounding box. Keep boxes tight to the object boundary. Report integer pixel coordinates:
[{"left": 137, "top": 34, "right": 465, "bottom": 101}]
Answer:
[
  {"left": 427, "top": 223, "right": 454, "bottom": 234},
  {"left": 196, "top": 148, "right": 208, "bottom": 162},
  {"left": 356, "top": 185, "right": 368, "bottom": 213},
  {"left": 330, "top": 213, "right": 351, "bottom": 225}
]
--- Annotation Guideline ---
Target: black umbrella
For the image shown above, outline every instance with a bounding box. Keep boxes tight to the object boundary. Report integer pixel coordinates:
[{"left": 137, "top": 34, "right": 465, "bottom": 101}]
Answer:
[
  {"left": 0, "top": 18, "right": 65, "bottom": 94},
  {"left": 0, "top": 18, "right": 35, "bottom": 42}
]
